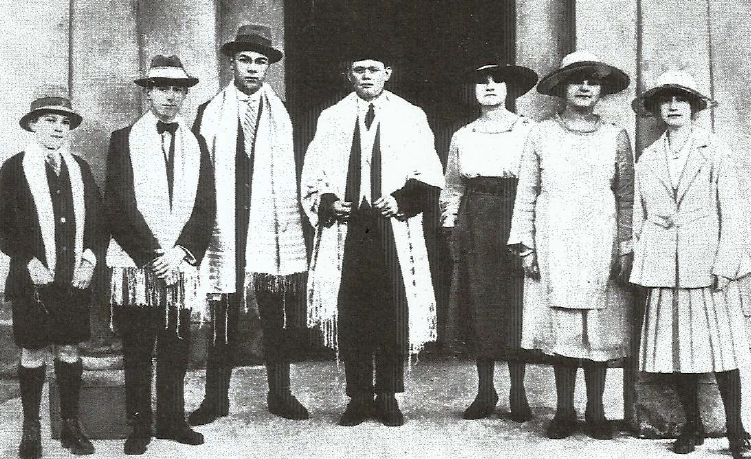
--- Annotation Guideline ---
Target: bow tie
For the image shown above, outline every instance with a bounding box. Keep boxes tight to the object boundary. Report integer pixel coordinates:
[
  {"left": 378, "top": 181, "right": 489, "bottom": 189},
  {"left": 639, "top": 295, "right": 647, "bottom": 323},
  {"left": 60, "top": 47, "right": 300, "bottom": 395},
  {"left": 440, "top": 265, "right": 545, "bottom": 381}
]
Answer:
[{"left": 156, "top": 121, "right": 179, "bottom": 135}]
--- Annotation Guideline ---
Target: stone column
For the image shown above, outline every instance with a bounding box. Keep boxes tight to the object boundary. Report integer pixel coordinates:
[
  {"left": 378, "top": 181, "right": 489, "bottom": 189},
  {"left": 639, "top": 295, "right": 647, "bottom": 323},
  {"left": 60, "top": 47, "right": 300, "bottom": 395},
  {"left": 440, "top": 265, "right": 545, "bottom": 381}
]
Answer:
[{"left": 515, "top": 0, "right": 575, "bottom": 121}]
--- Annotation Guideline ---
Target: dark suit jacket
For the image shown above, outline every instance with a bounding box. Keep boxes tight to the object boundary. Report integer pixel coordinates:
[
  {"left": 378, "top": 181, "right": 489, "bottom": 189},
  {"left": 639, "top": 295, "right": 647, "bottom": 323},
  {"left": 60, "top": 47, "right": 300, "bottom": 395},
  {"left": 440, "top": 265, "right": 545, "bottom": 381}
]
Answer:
[
  {"left": 0, "top": 152, "right": 105, "bottom": 301},
  {"left": 104, "top": 125, "right": 215, "bottom": 268}
]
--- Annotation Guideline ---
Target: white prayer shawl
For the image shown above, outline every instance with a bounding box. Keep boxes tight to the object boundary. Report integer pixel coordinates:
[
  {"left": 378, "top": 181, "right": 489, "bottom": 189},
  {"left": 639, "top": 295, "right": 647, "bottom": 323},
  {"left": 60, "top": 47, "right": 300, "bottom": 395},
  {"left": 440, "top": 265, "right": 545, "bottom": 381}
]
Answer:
[
  {"left": 23, "top": 142, "right": 85, "bottom": 275},
  {"left": 106, "top": 112, "right": 203, "bottom": 314},
  {"left": 301, "top": 91, "right": 445, "bottom": 356},
  {"left": 198, "top": 82, "right": 307, "bottom": 295}
]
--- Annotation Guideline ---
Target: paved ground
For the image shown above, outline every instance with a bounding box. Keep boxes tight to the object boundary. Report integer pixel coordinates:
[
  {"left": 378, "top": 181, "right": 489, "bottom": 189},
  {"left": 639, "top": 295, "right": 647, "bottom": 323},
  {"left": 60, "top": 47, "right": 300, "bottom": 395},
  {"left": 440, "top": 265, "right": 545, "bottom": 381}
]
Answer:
[{"left": 0, "top": 360, "right": 746, "bottom": 458}]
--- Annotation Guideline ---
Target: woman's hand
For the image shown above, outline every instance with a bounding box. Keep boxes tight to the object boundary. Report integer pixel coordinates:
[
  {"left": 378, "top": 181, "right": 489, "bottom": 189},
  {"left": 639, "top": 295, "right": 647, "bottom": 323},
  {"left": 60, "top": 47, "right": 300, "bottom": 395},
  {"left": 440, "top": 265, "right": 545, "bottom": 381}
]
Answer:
[
  {"left": 27, "top": 257, "right": 53, "bottom": 286},
  {"left": 522, "top": 251, "right": 540, "bottom": 280}
]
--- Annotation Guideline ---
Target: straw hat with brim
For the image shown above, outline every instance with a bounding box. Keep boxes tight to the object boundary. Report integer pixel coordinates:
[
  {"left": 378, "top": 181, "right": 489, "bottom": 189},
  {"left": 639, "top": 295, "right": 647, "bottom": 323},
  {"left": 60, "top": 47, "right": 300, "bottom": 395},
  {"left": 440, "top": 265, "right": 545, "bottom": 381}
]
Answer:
[
  {"left": 632, "top": 70, "right": 716, "bottom": 117},
  {"left": 473, "top": 64, "right": 539, "bottom": 96},
  {"left": 134, "top": 54, "right": 199, "bottom": 88},
  {"left": 20, "top": 85, "right": 82, "bottom": 132},
  {"left": 537, "top": 51, "right": 630, "bottom": 96},
  {"left": 221, "top": 24, "right": 283, "bottom": 63}
]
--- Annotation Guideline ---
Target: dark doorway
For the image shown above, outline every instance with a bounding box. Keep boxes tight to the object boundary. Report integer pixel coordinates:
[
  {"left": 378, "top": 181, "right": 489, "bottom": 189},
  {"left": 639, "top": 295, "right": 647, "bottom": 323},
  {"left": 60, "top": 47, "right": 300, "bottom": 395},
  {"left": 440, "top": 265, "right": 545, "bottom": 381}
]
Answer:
[{"left": 285, "top": 0, "right": 517, "bottom": 352}]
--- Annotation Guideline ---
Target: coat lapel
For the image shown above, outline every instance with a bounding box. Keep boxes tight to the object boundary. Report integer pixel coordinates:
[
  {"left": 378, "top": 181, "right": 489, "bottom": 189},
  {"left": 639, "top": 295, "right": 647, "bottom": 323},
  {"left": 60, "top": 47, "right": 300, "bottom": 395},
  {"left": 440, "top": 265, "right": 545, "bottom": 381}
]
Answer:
[
  {"left": 675, "top": 130, "right": 709, "bottom": 205},
  {"left": 643, "top": 134, "right": 673, "bottom": 197}
]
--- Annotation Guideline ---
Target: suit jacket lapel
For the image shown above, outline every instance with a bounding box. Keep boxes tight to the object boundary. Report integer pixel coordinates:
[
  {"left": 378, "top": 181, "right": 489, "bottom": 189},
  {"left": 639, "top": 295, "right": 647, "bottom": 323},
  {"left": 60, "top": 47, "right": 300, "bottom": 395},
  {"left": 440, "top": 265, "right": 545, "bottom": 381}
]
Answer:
[{"left": 675, "top": 132, "right": 709, "bottom": 205}]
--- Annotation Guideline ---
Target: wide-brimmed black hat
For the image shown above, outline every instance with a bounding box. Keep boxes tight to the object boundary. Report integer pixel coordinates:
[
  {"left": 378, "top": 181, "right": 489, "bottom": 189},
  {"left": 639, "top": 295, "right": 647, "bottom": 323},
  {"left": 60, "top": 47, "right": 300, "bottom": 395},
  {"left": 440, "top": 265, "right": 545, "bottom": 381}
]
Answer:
[
  {"left": 632, "top": 69, "right": 716, "bottom": 117},
  {"left": 537, "top": 51, "right": 630, "bottom": 96},
  {"left": 20, "top": 85, "right": 82, "bottom": 132},
  {"left": 134, "top": 55, "right": 199, "bottom": 88},
  {"left": 472, "top": 64, "right": 538, "bottom": 96},
  {"left": 221, "top": 24, "right": 283, "bottom": 63}
]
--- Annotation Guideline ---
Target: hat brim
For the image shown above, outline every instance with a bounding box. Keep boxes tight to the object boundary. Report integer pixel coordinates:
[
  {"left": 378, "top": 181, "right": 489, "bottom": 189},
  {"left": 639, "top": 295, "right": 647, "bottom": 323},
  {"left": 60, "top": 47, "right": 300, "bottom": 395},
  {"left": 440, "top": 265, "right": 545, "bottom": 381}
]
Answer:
[
  {"left": 20, "top": 107, "right": 83, "bottom": 132},
  {"left": 134, "top": 77, "right": 199, "bottom": 88},
  {"left": 537, "top": 61, "right": 630, "bottom": 96},
  {"left": 472, "top": 65, "right": 539, "bottom": 96},
  {"left": 632, "top": 84, "right": 716, "bottom": 117},
  {"left": 220, "top": 42, "right": 283, "bottom": 63}
]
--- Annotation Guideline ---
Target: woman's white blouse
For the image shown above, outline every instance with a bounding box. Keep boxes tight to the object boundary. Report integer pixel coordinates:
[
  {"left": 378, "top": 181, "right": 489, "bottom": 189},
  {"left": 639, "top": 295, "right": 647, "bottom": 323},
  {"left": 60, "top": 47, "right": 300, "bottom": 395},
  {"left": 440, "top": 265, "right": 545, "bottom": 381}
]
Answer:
[{"left": 439, "top": 116, "right": 534, "bottom": 227}]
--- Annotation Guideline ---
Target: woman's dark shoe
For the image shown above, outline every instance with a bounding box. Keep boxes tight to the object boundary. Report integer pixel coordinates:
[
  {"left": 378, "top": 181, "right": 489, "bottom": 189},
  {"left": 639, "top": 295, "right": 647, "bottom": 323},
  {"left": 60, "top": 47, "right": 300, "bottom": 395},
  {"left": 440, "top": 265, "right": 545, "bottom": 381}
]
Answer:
[
  {"left": 673, "top": 422, "right": 703, "bottom": 454},
  {"left": 546, "top": 414, "right": 577, "bottom": 439},
  {"left": 463, "top": 391, "right": 499, "bottom": 420},
  {"left": 729, "top": 435, "right": 751, "bottom": 459},
  {"left": 509, "top": 392, "right": 532, "bottom": 423},
  {"left": 19, "top": 419, "right": 42, "bottom": 459},
  {"left": 60, "top": 418, "right": 95, "bottom": 455},
  {"left": 155, "top": 420, "right": 204, "bottom": 445}
]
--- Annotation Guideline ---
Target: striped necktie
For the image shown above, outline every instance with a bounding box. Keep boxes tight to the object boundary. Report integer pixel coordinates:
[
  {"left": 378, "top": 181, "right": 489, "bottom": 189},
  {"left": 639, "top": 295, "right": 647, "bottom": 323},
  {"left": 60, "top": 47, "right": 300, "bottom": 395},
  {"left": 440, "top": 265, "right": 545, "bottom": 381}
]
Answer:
[{"left": 242, "top": 98, "right": 259, "bottom": 157}]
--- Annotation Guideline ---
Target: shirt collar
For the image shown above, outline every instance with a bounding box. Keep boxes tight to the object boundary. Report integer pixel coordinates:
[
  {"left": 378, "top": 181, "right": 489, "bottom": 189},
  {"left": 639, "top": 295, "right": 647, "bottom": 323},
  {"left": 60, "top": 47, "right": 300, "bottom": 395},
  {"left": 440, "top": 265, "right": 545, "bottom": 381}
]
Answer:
[
  {"left": 235, "top": 84, "right": 263, "bottom": 104},
  {"left": 356, "top": 91, "right": 389, "bottom": 113},
  {"left": 144, "top": 110, "right": 183, "bottom": 130}
]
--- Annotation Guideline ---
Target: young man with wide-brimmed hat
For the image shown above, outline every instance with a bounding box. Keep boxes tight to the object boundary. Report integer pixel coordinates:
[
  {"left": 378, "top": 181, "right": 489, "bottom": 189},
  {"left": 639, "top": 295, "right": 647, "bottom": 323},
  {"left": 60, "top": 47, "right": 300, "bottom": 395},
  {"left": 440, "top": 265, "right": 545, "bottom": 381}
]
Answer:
[
  {"left": 189, "top": 24, "right": 309, "bottom": 425},
  {"left": 0, "top": 85, "right": 104, "bottom": 458},
  {"left": 105, "top": 55, "right": 214, "bottom": 454},
  {"left": 301, "top": 49, "right": 444, "bottom": 427}
]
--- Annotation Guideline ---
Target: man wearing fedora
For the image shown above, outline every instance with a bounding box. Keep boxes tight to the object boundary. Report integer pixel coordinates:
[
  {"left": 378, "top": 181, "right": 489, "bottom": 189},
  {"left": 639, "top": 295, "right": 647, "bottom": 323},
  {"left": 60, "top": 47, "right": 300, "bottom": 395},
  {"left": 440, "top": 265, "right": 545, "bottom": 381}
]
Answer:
[
  {"left": 301, "top": 50, "right": 444, "bottom": 426},
  {"left": 105, "top": 55, "right": 214, "bottom": 454},
  {"left": 189, "top": 24, "right": 309, "bottom": 425},
  {"left": 0, "top": 85, "right": 104, "bottom": 458}
]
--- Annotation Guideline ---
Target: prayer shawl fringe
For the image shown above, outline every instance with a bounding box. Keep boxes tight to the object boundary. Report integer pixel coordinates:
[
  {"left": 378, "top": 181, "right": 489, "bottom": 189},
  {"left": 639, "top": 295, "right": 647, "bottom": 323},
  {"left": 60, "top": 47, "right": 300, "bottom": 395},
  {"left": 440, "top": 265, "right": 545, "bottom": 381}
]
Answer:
[
  {"left": 301, "top": 91, "right": 444, "bottom": 356},
  {"left": 23, "top": 142, "right": 86, "bottom": 275},
  {"left": 198, "top": 83, "right": 307, "bottom": 296}
]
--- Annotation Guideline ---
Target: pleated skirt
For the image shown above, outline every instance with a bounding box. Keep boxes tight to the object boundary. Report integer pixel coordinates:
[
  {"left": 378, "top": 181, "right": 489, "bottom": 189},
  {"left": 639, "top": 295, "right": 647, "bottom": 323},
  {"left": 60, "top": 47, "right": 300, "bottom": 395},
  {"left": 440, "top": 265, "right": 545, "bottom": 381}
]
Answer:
[{"left": 639, "top": 276, "right": 751, "bottom": 373}]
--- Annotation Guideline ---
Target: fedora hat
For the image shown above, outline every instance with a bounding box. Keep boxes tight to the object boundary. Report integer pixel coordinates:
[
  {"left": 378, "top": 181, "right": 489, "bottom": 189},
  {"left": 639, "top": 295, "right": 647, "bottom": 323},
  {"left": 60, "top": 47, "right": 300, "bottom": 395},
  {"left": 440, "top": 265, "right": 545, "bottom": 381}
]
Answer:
[
  {"left": 537, "top": 51, "right": 629, "bottom": 96},
  {"left": 632, "top": 69, "right": 716, "bottom": 117},
  {"left": 134, "top": 55, "right": 199, "bottom": 88},
  {"left": 221, "top": 24, "right": 283, "bottom": 63},
  {"left": 472, "top": 63, "right": 539, "bottom": 96},
  {"left": 20, "top": 85, "right": 82, "bottom": 132}
]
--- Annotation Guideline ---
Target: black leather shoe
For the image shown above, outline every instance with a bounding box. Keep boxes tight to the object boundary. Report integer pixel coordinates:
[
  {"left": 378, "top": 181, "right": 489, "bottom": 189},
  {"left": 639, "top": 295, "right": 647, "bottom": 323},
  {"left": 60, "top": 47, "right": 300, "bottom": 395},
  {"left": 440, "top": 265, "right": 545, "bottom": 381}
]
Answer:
[
  {"left": 509, "top": 392, "right": 533, "bottom": 423},
  {"left": 188, "top": 401, "right": 227, "bottom": 426},
  {"left": 584, "top": 419, "right": 613, "bottom": 440},
  {"left": 338, "top": 395, "right": 374, "bottom": 426},
  {"left": 19, "top": 419, "right": 42, "bottom": 459},
  {"left": 155, "top": 420, "right": 204, "bottom": 445},
  {"left": 60, "top": 418, "right": 95, "bottom": 455},
  {"left": 729, "top": 435, "right": 750, "bottom": 459},
  {"left": 123, "top": 426, "right": 151, "bottom": 455},
  {"left": 546, "top": 414, "right": 577, "bottom": 439},
  {"left": 268, "top": 392, "right": 310, "bottom": 420},
  {"left": 673, "top": 422, "right": 703, "bottom": 454},
  {"left": 375, "top": 394, "right": 405, "bottom": 427},
  {"left": 463, "top": 391, "right": 499, "bottom": 420}
]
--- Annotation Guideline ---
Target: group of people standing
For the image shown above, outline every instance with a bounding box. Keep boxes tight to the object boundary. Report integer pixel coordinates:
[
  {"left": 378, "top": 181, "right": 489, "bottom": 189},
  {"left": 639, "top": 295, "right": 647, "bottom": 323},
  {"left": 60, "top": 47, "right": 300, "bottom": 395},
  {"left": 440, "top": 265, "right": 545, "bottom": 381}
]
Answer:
[{"left": 1, "top": 21, "right": 750, "bottom": 459}]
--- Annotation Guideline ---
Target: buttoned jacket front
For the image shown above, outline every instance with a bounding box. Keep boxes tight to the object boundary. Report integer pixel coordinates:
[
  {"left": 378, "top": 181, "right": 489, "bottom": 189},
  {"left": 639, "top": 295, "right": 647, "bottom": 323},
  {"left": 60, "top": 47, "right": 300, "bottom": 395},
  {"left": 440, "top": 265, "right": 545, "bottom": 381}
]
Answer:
[{"left": 630, "top": 128, "right": 748, "bottom": 288}]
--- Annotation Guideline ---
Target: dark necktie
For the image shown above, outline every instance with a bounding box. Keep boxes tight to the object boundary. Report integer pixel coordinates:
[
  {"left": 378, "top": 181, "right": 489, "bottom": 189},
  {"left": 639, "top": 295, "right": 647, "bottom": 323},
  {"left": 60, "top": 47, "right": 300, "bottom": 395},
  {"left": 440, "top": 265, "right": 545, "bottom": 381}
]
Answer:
[
  {"left": 365, "top": 103, "right": 375, "bottom": 129},
  {"left": 156, "top": 121, "right": 178, "bottom": 207}
]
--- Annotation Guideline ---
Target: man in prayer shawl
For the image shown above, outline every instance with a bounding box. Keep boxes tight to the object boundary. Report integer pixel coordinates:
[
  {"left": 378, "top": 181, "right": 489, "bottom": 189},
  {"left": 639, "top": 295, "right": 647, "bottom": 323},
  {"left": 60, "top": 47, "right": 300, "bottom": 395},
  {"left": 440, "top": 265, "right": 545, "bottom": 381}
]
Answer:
[
  {"left": 188, "top": 24, "right": 310, "bottom": 425},
  {"left": 105, "top": 55, "right": 214, "bottom": 455},
  {"left": 301, "top": 49, "right": 444, "bottom": 427}
]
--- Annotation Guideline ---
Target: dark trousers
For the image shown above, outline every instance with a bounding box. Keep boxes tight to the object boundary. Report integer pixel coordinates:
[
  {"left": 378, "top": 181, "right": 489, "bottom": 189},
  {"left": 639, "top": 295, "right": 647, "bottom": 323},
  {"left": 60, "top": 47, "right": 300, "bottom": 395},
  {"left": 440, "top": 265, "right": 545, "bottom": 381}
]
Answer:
[
  {"left": 116, "top": 307, "right": 191, "bottom": 425},
  {"left": 344, "top": 352, "right": 405, "bottom": 397}
]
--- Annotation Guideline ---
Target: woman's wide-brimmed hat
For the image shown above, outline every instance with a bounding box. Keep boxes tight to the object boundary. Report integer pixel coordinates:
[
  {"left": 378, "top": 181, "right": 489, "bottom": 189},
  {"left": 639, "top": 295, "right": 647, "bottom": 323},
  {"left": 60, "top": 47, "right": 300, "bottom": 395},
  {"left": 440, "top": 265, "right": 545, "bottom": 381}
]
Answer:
[
  {"left": 472, "top": 64, "right": 539, "bottom": 96},
  {"left": 221, "top": 24, "right": 283, "bottom": 63},
  {"left": 20, "top": 85, "right": 82, "bottom": 132},
  {"left": 631, "top": 69, "right": 717, "bottom": 117},
  {"left": 537, "top": 51, "right": 630, "bottom": 96},
  {"left": 134, "top": 54, "right": 199, "bottom": 88}
]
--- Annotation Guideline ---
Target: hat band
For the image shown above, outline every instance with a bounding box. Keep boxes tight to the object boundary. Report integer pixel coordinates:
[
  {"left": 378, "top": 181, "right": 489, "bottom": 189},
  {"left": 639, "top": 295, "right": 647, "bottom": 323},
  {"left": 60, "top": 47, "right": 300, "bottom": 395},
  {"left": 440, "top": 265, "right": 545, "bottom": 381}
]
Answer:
[
  {"left": 234, "top": 34, "right": 273, "bottom": 47},
  {"left": 147, "top": 66, "right": 192, "bottom": 81},
  {"left": 30, "top": 97, "right": 72, "bottom": 111}
]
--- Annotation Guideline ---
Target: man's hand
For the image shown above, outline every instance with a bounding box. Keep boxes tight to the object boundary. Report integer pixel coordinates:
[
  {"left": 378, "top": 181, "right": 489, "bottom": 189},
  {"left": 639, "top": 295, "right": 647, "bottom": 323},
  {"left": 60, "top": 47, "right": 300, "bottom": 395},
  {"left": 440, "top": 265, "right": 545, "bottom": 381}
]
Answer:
[
  {"left": 522, "top": 251, "right": 540, "bottom": 280},
  {"left": 374, "top": 195, "right": 399, "bottom": 218},
  {"left": 332, "top": 201, "right": 352, "bottom": 222},
  {"left": 28, "top": 257, "right": 53, "bottom": 286},
  {"left": 71, "top": 259, "right": 95, "bottom": 289},
  {"left": 150, "top": 247, "right": 186, "bottom": 280}
]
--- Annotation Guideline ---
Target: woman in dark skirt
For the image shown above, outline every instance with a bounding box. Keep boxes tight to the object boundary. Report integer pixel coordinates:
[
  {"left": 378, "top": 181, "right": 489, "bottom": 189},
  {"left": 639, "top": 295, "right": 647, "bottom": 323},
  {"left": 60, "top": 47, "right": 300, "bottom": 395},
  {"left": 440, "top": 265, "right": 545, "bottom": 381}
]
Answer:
[
  {"left": 440, "top": 63, "right": 538, "bottom": 421},
  {"left": 631, "top": 70, "right": 751, "bottom": 458},
  {"left": 0, "top": 85, "right": 103, "bottom": 458}
]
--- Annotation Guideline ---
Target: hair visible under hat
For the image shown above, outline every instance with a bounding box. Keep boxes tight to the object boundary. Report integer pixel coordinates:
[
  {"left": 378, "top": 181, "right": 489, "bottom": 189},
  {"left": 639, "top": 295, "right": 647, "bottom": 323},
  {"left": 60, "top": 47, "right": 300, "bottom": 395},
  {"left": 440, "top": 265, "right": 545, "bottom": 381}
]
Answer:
[{"left": 19, "top": 85, "right": 82, "bottom": 132}]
